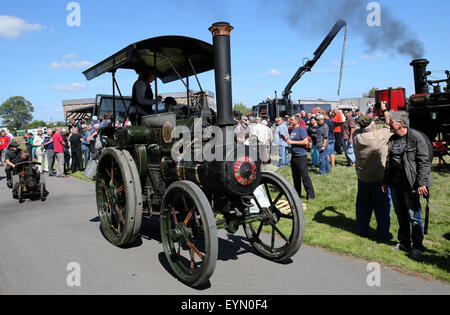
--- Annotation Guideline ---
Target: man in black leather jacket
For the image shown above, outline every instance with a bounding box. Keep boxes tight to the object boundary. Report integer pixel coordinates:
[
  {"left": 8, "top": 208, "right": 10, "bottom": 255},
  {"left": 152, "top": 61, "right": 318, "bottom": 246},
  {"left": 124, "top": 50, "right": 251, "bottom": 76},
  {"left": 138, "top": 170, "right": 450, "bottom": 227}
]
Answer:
[{"left": 382, "top": 110, "right": 432, "bottom": 259}]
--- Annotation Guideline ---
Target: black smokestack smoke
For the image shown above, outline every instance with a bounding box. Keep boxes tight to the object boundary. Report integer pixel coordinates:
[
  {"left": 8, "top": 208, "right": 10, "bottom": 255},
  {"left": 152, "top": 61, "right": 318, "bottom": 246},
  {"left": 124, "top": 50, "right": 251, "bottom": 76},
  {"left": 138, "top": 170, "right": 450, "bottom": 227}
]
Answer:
[{"left": 275, "top": 0, "right": 425, "bottom": 59}]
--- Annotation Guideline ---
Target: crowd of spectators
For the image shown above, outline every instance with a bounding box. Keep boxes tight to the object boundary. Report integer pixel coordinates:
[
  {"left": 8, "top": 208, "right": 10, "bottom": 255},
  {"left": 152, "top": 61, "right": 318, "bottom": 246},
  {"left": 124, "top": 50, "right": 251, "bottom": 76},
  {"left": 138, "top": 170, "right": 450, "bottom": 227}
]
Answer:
[
  {"left": 0, "top": 114, "right": 112, "bottom": 182},
  {"left": 234, "top": 103, "right": 432, "bottom": 258}
]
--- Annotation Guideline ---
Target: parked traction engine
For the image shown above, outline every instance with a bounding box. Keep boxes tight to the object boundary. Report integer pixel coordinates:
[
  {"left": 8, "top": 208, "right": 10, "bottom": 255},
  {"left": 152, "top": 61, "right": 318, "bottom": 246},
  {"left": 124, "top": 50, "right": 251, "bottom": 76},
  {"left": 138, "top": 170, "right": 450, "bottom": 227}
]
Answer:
[
  {"left": 408, "top": 59, "right": 450, "bottom": 166},
  {"left": 87, "top": 22, "right": 305, "bottom": 287}
]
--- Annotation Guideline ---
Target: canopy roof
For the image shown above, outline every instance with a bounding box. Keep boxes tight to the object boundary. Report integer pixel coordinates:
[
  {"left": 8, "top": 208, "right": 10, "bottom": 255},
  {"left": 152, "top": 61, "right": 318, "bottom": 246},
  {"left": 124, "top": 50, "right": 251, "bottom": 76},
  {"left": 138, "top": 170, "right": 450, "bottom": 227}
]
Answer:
[{"left": 83, "top": 36, "right": 214, "bottom": 83}]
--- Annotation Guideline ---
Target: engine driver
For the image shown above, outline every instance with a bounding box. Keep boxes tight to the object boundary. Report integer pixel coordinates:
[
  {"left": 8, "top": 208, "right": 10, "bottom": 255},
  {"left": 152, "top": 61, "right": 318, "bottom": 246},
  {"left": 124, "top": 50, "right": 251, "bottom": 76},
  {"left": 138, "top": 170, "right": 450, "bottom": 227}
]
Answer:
[
  {"left": 130, "top": 68, "right": 162, "bottom": 124},
  {"left": 4, "top": 141, "right": 21, "bottom": 188}
]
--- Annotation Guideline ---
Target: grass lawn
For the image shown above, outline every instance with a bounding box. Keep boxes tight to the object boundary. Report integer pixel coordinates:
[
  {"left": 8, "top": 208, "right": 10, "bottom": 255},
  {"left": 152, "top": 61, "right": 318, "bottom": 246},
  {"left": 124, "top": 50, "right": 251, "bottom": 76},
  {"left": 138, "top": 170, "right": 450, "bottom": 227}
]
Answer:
[{"left": 276, "top": 154, "right": 450, "bottom": 283}]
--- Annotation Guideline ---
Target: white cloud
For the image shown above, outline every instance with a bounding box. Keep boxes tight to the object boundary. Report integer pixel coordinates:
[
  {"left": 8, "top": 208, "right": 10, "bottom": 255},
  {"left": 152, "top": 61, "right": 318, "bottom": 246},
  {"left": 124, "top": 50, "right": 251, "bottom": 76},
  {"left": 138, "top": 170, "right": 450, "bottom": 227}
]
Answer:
[
  {"left": 265, "top": 69, "right": 282, "bottom": 77},
  {"left": 50, "top": 60, "right": 93, "bottom": 69},
  {"left": 0, "top": 15, "right": 43, "bottom": 39},
  {"left": 53, "top": 83, "right": 86, "bottom": 92},
  {"left": 63, "top": 53, "right": 77, "bottom": 59}
]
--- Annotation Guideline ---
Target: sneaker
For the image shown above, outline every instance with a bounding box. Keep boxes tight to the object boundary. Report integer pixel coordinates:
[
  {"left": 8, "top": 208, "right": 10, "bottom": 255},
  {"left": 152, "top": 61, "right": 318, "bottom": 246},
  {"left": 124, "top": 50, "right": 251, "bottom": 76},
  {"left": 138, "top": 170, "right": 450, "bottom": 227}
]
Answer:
[
  {"left": 409, "top": 248, "right": 422, "bottom": 259},
  {"left": 392, "top": 243, "right": 410, "bottom": 252}
]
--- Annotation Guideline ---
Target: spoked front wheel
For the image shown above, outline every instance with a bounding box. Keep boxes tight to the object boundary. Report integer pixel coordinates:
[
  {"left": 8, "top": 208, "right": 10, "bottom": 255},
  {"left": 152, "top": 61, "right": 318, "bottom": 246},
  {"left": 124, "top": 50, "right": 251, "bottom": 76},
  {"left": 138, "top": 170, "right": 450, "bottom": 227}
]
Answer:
[
  {"left": 160, "top": 181, "right": 218, "bottom": 287},
  {"left": 244, "top": 171, "right": 305, "bottom": 261},
  {"left": 96, "top": 148, "right": 143, "bottom": 247}
]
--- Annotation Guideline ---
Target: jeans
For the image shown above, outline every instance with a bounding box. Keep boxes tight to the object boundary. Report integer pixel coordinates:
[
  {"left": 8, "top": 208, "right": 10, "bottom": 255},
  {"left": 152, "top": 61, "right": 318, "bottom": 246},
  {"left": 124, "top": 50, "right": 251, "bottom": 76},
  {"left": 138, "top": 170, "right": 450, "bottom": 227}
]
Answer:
[
  {"left": 279, "top": 146, "right": 290, "bottom": 167},
  {"left": 342, "top": 139, "right": 356, "bottom": 164},
  {"left": 318, "top": 149, "right": 331, "bottom": 175},
  {"left": 291, "top": 155, "right": 315, "bottom": 199},
  {"left": 390, "top": 183, "right": 424, "bottom": 250},
  {"left": 311, "top": 145, "right": 319, "bottom": 167},
  {"left": 356, "top": 180, "right": 391, "bottom": 240},
  {"left": 82, "top": 149, "right": 90, "bottom": 168},
  {"left": 326, "top": 139, "right": 335, "bottom": 156}
]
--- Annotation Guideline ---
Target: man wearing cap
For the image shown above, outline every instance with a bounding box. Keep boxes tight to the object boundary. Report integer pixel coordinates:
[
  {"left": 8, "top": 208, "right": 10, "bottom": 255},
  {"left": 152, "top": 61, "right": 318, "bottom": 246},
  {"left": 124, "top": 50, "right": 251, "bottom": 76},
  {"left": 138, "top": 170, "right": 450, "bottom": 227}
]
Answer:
[
  {"left": 353, "top": 103, "right": 392, "bottom": 240},
  {"left": 130, "top": 69, "right": 162, "bottom": 124},
  {"left": 4, "top": 141, "right": 22, "bottom": 188}
]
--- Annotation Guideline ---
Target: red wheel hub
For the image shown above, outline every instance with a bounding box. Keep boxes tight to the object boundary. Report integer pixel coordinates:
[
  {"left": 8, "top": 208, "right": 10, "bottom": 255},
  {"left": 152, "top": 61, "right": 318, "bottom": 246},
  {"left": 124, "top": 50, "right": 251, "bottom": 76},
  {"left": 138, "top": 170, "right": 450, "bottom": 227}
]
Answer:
[{"left": 233, "top": 156, "right": 257, "bottom": 186}]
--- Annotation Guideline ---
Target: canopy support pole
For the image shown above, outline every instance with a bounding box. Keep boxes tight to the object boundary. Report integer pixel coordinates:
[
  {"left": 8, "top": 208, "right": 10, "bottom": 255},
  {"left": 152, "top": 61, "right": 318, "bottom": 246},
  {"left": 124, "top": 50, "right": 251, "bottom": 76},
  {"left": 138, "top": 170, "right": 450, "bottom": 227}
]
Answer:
[
  {"left": 112, "top": 70, "right": 116, "bottom": 125},
  {"left": 154, "top": 51, "right": 159, "bottom": 114}
]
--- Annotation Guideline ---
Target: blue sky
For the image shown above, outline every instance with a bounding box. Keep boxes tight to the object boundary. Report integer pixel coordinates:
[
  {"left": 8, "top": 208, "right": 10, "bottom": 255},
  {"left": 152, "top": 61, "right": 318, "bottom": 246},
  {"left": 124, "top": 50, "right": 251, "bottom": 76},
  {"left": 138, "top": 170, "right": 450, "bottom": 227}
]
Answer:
[{"left": 0, "top": 0, "right": 449, "bottom": 122}]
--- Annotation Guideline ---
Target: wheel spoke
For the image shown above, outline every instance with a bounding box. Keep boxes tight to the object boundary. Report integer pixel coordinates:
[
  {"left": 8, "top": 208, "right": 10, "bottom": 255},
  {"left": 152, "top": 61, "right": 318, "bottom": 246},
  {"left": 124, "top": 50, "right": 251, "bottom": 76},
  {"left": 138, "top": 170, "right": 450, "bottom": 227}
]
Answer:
[
  {"left": 264, "top": 183, "right": 273, "bottom": 204},
  {"left": 272, "top": 223, "right": 290, "bottom": 244},
  {"left": 255, "top": 221, "right": 263, "bottom": 238},
  {"left": 182, "top": 195, "right": 188, "bottom": 212},
  {"left": 172, "top": 207, "right": 178, "bottom": 225},
  {"left": 183, "top": 205, "right": 196, "bottom": 225},
  {"left": 110, "top": 160, "right": 114, "bottom": 185},
  {"left": 116, "top": 185, "right": 124, "bottom": 194},
  {"left": 252, "top": 194, "right": 263, "bottom": 211},
  {"left": 272, "top": 192, "right": 284, "bottom": 208},
  {"left": 186, "top": 240, "right": 204, "bottom": 260},
  {"left": 105, "top": 168, "right": 111, "bottom": 180},
  {"left": 103, "top": 184, "right": 109, "bottom": 199},
  {"left": 114, "top": 204, "right": 126, "bottom": 225},
  {"left": 190, "top": 249, "right": 195, "bottom": 270},
  {"left": 271, "top": 226, "right": 275, "bottom": 252}
]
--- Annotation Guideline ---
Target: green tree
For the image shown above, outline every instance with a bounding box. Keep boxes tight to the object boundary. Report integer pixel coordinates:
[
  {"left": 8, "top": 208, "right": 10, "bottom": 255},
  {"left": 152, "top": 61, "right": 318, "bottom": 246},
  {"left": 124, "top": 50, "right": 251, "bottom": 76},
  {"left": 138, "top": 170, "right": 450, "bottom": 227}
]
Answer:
[
  {"left": 0, "top": 96, "right": 34, "bottom": 130},
  {"left": 22, "top": 120, "right": 48, "bottom": 130},
  {"left": 363, "top": 87, "right": 379, "bottom": 98},
  {"left": 233, "top": 102, "right": 251, "bottom": 116}
]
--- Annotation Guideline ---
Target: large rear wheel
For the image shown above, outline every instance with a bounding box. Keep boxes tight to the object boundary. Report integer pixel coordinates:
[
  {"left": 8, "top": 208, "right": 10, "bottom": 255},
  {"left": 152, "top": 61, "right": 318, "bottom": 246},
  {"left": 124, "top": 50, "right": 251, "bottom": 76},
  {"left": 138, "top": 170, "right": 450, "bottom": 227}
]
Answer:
[
  {"left": 160, "top": 181, "right": 218, "bottom": 287},
  {"left": 96, "top": 148, "right": 143, "bottom": 247},
  {"left": 244, "top": 171, "right": 305, "bottom": 261}
]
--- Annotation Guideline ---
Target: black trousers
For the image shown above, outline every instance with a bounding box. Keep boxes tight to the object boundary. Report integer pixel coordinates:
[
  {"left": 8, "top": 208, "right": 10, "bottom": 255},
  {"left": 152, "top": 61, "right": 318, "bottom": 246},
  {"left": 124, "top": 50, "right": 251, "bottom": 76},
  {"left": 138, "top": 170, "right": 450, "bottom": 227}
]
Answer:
[
  {"left": 5, "top": 165, "right": 13, "bottom": 180},
  {"left": 71, "top": 149, "right": 83, "bottom": 173},
  {"left": 334, "top": 131, "right": 343, "bottom": 155},
  {"left": 291, "top": 155, "right": 315, "bottom": 199}
]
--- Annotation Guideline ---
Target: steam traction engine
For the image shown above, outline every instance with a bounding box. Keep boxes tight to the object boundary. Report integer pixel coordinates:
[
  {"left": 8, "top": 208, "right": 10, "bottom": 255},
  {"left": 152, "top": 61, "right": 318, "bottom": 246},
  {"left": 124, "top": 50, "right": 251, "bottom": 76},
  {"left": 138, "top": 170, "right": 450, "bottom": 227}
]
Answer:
[
  {"left": 83, "top": 22, "right": 305, "bottom": 287},
  {"left": 409, "top": 59, "right": 450, "bottom": 166}
]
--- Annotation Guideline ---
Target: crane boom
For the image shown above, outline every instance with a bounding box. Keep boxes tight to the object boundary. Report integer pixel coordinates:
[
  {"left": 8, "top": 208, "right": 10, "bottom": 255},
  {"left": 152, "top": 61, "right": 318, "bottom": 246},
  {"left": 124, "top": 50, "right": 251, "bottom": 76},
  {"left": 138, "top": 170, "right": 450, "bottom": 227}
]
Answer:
[{"left": 282, "top": 20, "right": 347, "bottom": 115}]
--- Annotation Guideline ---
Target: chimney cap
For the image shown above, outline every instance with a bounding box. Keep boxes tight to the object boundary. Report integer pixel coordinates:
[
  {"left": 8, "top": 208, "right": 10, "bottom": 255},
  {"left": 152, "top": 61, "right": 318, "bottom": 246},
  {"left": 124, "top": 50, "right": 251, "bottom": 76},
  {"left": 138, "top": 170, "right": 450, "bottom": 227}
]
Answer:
[
  {"left": 410, "top": 59, "right": 429, "bottom": 66},
  {"left": 209, "top": 22, "right": 234, "bottom": 36}
]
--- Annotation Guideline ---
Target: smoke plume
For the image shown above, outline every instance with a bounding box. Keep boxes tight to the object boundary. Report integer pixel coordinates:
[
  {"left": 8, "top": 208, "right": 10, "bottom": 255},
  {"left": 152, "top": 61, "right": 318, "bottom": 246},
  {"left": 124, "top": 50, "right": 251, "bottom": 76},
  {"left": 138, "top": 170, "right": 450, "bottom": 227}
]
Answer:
[{"left": 273, "top": 0, "right": 425, "bottom": 59}]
